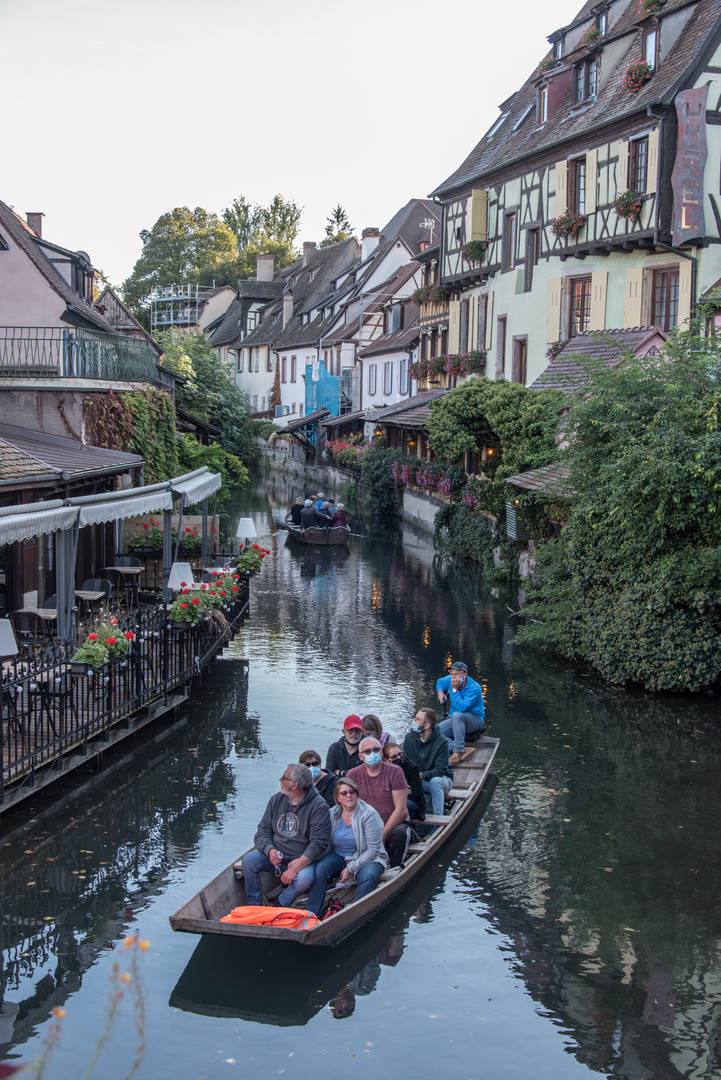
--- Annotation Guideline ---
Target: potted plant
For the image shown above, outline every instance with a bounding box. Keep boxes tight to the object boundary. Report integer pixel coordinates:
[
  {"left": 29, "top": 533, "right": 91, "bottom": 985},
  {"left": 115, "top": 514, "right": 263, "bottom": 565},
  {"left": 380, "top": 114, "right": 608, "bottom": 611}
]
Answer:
[
  {"left": 580, "top": 25, "right": 601, "bottom": 47},
  {"left": 129, "top": 518, "right": 176, "bottom": 555},
  {"left": 71, "top": 621, "right": 134, "bottom": 674},
  {"left": 168, "top": 593, "right": 205, "bottom": 628},
  {"left": 614, "top": 190, "right": 645, "bottom": 220},
  {"left": 411, "top": 285, "right": 446, "bottom": 306},
  {"left": 551, "top": 209, "right": 587, "bottom": 241},
  {"left": 179, "top": 527, "right": 203, "bottom": 554},
  {"left": 622, "top": 60, "right": 653, "bottom": 93},
  {"left": 638, "top": 0, "right": 664, "bottom": 17},
  {"left": 537, "top": 56, "right": 560, "bottom": 75},
  {"left": 461, "top": 241, "right": 488, "bottom": 265}
]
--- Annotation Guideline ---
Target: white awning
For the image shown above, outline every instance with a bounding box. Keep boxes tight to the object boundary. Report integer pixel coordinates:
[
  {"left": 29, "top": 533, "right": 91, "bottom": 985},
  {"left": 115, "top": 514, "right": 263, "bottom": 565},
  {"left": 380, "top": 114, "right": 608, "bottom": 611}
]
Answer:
[
  {"left": 170, "top": 467, "right": 222, "bottom": 504},
  {"left": 0, "top": 501, "right": 79, "bottom": 545},
  {"left": 67, "top": 483, "right": 173, "bottom": 526}
]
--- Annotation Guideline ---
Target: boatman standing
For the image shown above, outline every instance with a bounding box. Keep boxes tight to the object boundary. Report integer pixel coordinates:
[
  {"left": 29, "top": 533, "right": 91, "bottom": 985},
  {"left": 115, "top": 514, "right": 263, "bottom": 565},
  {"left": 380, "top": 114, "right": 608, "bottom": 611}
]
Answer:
[{"left": 436, "top": 661, "right": 485, "bottom": 766}]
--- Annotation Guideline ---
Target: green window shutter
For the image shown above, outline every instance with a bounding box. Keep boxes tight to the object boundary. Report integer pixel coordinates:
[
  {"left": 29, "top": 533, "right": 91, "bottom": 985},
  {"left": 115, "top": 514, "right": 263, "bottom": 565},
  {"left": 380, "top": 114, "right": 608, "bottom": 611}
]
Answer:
[{"left": 484, "top": 291, "right": 494, "bottom": 351}]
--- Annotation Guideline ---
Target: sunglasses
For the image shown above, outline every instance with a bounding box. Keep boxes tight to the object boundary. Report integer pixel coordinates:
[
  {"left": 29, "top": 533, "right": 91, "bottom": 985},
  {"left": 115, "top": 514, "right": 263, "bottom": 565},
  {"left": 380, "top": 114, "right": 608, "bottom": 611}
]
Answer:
[{"left": 338, "top": 788, "right": 358, "bottom": 797}]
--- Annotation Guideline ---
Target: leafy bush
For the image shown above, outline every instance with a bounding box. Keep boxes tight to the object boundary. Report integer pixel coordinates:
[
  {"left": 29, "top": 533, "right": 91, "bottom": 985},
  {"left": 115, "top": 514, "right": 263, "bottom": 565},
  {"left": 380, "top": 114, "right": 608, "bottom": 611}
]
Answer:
[
  {"left": 516, "top": 311, "right": 721, "bottom": 691},
  {"left": 175, "top": 433, "right": 248, "bottom": 509},
  {"left": 360, "top": 444, "right": 404, "bottom": 517},
  {"left": 434, "top": 502, "right": 501, "bottom": 568}
]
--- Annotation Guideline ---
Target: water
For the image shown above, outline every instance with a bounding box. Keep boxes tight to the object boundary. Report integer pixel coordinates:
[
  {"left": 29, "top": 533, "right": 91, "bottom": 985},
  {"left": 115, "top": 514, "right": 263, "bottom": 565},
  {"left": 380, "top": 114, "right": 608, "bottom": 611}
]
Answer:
[{"left": 2, "top": 476, "right": 721, "bottom": 1079}]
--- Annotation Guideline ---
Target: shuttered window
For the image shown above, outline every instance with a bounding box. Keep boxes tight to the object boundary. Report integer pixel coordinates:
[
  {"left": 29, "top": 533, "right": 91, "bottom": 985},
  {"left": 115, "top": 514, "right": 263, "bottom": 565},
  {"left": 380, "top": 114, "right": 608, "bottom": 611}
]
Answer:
[
  {"left": 652, "top": 268, "right": 679, "bottom": 331},
  {"left": 569, "top": 277, "right": 592, "bottom": 336}
]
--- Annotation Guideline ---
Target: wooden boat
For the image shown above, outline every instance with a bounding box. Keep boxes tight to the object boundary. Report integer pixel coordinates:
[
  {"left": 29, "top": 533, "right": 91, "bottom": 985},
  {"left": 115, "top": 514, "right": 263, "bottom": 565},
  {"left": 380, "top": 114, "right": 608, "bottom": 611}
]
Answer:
[
  {"left": 284, "top": 511, "right": 350, "bottom": 546},
  {"left": 169, "top": 735, "right": 499, "bottom": 947}
]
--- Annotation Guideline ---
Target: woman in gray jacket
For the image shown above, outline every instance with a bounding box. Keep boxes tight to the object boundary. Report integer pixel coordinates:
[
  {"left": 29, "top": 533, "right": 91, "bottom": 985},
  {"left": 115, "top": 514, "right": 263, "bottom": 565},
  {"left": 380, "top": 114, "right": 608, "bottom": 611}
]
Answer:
[{"left": 306, "top": 777, "right": 388, "bottom": 916}]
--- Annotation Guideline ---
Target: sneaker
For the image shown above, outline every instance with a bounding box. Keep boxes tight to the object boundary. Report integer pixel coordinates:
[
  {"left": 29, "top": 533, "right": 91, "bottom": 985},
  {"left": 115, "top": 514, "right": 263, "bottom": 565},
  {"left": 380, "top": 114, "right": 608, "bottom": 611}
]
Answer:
[{"left": 449, "top": 752, "right": 463, "bottom": 766}]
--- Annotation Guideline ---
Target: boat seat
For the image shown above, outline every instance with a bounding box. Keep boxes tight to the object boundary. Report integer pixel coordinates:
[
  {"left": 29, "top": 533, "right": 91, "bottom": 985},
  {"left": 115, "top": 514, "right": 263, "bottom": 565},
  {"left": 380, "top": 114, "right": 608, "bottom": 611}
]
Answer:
[
  {"left": 407, "top": 842, "right": 427, "bottom": 853},
  {"left": 448, "top": 788, "right": 475, "bottom": 799},
  {"left": 423, "top": 813, "right": 453, "bottom": 825}
]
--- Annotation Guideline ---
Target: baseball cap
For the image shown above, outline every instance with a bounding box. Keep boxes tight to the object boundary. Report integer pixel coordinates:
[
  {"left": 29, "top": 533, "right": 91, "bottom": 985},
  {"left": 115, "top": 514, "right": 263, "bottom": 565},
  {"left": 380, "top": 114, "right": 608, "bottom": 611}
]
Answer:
[
  {"left": 450, "top": 661, "right": 468, "bottom": 672},
  {"left": 343, "top": 714, "right": 363, "bottom": 730}
]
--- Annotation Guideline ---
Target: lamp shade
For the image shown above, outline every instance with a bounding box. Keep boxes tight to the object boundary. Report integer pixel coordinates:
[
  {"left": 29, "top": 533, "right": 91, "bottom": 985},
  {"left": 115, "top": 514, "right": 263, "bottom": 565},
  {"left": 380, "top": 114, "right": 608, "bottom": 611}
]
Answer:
[
  {"left": 167, "top": 562, "right": 195, "bottom": 591},
  {"left": 0, "top": 618, "right": 18, "bottom": 657},
  {"left": 236, "top": 517, "right": 257, "bottom": 539}
]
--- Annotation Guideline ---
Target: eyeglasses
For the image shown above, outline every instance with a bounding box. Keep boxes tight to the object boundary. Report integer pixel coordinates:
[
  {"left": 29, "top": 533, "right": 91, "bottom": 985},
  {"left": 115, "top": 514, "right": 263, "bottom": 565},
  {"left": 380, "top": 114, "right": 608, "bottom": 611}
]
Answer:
[
  {"left": 338, "top": 789, "right": 358, "bottom": 797},
  {"left": 387, "top": 755, "right": 402, "bottom": 762},
  {"left": 279, "top": 775, "right": 294, "bottom": 783},
  {"left": 307, "top": 761, "right": 321, "bottom": 767},
  {"left": 359, "top": 748, "right": 380, "bottom": 755}
]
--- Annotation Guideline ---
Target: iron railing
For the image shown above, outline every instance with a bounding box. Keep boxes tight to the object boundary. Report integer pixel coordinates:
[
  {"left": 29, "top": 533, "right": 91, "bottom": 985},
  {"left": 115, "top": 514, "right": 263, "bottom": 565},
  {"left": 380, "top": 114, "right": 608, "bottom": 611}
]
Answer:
[
  {"left": 0, "top": 327, "right": 158, "bottom": 383},
  {"left": 0, "top": 586, "right": 249, "bottom": 804}
]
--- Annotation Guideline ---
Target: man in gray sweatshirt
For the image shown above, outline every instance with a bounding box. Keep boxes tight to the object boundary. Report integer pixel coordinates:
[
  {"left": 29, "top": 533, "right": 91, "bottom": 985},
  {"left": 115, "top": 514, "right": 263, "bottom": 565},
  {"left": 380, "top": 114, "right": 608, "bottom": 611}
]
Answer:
[{"left": 242, "top": 763, "right": 331, "bottom": 907}]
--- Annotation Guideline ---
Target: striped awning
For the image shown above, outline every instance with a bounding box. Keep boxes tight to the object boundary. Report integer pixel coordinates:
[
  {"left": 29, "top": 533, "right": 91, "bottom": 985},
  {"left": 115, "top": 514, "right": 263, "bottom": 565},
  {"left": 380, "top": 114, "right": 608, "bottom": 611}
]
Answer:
[
  {"left": 66, "top": 484, "right": 173, "bottom": 526},
  {"left": 0, "top": 499, "right": 79, "bottom": 545},
  {"left": 170, "top": 467, "right": 222, "bottom": 504}
]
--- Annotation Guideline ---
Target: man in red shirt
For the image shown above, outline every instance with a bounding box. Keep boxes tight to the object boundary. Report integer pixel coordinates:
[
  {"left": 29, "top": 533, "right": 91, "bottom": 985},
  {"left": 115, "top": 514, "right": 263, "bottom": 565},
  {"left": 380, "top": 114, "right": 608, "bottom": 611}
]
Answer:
[{"left": 348, "top": 736, "right": 411, "bottom": 867}]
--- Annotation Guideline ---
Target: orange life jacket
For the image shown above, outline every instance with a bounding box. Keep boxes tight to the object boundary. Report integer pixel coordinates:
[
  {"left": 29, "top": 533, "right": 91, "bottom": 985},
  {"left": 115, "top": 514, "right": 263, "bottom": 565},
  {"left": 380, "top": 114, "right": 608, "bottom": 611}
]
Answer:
[{"left": 220, "top": 905, "right": 320, "bottom": 930}]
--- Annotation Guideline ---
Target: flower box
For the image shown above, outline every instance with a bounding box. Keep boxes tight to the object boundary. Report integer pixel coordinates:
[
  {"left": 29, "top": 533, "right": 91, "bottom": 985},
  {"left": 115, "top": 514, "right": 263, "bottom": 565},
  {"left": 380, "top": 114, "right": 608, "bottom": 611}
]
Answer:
[
  {"left": 622, "top": 61, "right": 652, "bottom": 93},
  {"left": 551, "top": 210, "right": 587, "bottom": 241}
]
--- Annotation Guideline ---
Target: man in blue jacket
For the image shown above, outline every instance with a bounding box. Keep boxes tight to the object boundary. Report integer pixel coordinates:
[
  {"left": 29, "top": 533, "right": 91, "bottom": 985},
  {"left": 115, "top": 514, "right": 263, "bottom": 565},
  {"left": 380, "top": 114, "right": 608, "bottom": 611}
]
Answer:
[{"left": 436, "top": 661, "right": 485, "bottom": 765}]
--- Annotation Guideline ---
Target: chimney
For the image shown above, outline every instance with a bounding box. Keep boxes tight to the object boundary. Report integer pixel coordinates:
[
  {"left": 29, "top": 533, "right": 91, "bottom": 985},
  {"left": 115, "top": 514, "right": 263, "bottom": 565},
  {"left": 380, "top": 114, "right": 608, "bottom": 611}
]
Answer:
[
  {"left": 256, "top": 253, "right": 275, "bottom": 281},
  {"left": 27, "top": 212, "right": 44, "bottom": 238},
  {"left": 283, "top": 289, "right": 294, "bottom": 329},
  {"left": 361, "top": 227, "right": 380, "bottom": 262},
  {"left": 302, "top": 241, "right": 317, "bottom": 266}
]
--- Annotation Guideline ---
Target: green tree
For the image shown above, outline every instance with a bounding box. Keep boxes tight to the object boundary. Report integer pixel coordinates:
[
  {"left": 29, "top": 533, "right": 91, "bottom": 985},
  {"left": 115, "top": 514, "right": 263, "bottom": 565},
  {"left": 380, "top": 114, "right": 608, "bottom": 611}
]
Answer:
[
  {"left": 320, "top": 204, "right": 353, "bottom": 247},
  {"left": 122, "top": 207, "right": 237, "bottom": 317},
  {"left": 516, "top": 315, "right": 721, "bottom": 691},
  {"left": 222, "top": 193, "right": 302, "bottom": 250},
  {"left": 159, "top": 330, "right": 258, "bottom": 463}
]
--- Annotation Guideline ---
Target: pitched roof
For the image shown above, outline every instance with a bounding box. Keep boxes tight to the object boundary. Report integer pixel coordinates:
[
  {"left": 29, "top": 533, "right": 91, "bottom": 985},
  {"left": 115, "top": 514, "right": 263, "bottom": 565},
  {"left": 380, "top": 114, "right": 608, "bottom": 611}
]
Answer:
[
  {"left": 237, "top": 278, "right": 285, "bottom": 300},
  {"left": 0, "top": 201, "right": 114, "bottom": 331},
  {"left": 432, "top": 0, "right": 721, "bottom": 197},
  {"left": 94, "top": 286, "right": 163, "bottom": 357},
  {"left": 376, "top": 389, "right": 449, "bottom": 427},
  {"left": 530, "top": 326, "right": 667, "bottom": 390},
  {"left": 282, "top": 408, "right": 330, "bottom": 432},
  {"left": 0, "top": 423, "right": 141, "bottom": 485},
  {"left": 505, "top": 463, "right": 571, "bottom": 496},
  {"left": 358, "top": 316, "right": 420, "bottom": 358}
]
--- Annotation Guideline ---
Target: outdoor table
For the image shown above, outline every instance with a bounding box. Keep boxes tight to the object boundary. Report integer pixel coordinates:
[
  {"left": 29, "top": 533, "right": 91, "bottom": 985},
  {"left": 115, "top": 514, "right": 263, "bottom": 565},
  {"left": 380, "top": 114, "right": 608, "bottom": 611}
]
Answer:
[
  {"left": 19, "top": 607, "right": 57, "bottom": 622},
  {"left": 103, "top": 566, "right": 142, "bottom": 612},
  {"left": 74, "top": 589, "right": 106, "bottom": 617}
]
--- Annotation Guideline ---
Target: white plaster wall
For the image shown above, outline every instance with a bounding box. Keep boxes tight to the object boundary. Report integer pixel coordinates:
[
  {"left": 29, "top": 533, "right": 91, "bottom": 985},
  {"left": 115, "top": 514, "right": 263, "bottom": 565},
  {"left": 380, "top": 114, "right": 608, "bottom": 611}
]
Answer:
[{"left": 0, "top": 239, "right": 67, "bottom": 326}]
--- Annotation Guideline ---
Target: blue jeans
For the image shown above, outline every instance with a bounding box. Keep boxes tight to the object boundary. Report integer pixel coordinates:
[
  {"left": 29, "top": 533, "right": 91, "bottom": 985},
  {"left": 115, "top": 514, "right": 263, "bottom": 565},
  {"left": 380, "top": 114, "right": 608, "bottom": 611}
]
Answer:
[
  {"left": 306, "top": 849, "right": 384, "bottom": 917},
  {"left": 422, "top": 775, "right": 453, "bottom": 815},
  {"left": 440, "top": 711, "right": 485, "bottom": 754},
  {"left": 241, "top": 848, "right": 316, "bottom": 908}
]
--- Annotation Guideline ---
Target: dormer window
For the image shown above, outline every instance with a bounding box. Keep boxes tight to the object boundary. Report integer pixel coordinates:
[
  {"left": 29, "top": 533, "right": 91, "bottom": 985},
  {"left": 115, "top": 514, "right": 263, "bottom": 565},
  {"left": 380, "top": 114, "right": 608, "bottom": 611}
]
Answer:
[
  {"left": 487, "top": 112, "right": 509, "bottom": 137},
  {"left": 539, "top": 84, "right": 549, "bottom": 124},
  {"left": 644, "top": 27, "right": 658, "bottom": 69},
  {"left": 574, "top": 56, "right": 597, "bottom": 102},
  {"left": 596, "top": 10, "right": 607, "bottom": 35},
  {"left": 512, "top": 103, "right": 535, "bottom": 131},
  {"left": 553, "top": 37, "right": 564, "bottom": 60}
]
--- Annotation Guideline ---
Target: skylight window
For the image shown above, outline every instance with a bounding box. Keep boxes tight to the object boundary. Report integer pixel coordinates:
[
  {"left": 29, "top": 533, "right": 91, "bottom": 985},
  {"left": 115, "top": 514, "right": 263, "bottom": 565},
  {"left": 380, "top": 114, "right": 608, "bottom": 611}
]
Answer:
[
  {"left": 512, "top": 104, "right": 535, "bottom": 131},
  {"left": 488, "top": 113, "right": 509, "bottom": 138}
]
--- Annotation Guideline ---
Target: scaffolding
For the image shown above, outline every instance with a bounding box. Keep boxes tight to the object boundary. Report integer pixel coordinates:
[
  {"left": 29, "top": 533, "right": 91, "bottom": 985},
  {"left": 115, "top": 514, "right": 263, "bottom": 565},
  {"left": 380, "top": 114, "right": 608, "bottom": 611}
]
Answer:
[{"left": 149, "top": 284, "right": 215, "bottom": 335}]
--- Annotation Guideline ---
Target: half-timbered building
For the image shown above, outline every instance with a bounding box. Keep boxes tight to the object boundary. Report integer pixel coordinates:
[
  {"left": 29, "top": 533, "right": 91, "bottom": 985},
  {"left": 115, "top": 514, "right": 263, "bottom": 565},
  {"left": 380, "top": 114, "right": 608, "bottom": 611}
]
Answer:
[{"left": 430, "top": 0, "right": 721, "bottom": 386}]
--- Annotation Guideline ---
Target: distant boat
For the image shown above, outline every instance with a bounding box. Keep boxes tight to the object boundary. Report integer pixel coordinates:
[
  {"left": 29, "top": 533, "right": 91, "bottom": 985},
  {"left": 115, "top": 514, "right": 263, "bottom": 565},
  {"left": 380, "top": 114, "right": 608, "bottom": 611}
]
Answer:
[
  {"left": 169, "top": 736, "right": 499, "bottom": 947},
  {"left": 284, "top": 511, "right": 350, "bottom": 546}
]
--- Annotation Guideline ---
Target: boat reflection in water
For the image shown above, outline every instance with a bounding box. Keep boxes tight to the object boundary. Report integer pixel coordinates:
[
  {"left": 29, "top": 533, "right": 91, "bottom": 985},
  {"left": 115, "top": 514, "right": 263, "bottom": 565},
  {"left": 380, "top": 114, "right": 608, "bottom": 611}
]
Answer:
[
  {"left": 169, "top": 779, "right": 497, "bottom": 1026},
  {"left": 283, "top": 533, "right": 349, "bottom": 578}
]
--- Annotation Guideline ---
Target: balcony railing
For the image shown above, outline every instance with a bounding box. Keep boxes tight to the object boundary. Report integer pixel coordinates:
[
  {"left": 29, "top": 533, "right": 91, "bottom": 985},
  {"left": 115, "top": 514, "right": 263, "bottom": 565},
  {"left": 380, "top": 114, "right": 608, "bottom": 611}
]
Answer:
[{"left": 0, "top": 327, "right": 158, "bottom": 383}]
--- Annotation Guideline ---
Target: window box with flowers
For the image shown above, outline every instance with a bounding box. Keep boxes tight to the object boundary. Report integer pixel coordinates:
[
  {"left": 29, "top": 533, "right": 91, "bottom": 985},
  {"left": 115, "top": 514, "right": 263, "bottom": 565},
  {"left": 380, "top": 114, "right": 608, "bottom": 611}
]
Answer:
[
  {"left": 551, "top": 209, "right": 587, "bottom": 241},
  {"left": 411, "top": 285, "right": 446, "bottom": 306},
  {"left": 461, "top": 241, "right": 488, "bottom": 265},
  {"left": 614, "top": 190, "right": 645, "bottom": 220},
  {"left": 537, "top": 56, "right": 560, "bottom": 75},
  {"left": 622, "top": 60, "right": 652, "bottom": 93},
  {"left": 71, "top": 620, "right": 134, "bottom": 673},
  {"left": 638, "top": 0, "right": 665, "bottom": 17},
  {"left": 580, "top": 25, "right": 601, "bottom": 47},
  {"left": 178, "top": 527, "right": 202, "bottom": 554},
  {"left": 129, "top": 518, "right": 177, "bottom": 554}
]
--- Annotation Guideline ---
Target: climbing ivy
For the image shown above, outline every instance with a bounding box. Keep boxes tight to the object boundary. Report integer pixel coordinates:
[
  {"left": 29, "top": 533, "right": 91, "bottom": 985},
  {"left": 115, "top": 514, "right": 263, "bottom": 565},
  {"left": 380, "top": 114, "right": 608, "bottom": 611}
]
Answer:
[{"left": 83, "top": 387, "right": 178, "bottom": 483}]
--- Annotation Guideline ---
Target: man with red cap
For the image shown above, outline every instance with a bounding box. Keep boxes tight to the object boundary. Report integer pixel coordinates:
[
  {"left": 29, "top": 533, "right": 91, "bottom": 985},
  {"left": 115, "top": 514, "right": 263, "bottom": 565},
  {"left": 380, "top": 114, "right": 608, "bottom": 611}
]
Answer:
[{"left": 325, "top": 714, "right": 364, "bottom": 777}]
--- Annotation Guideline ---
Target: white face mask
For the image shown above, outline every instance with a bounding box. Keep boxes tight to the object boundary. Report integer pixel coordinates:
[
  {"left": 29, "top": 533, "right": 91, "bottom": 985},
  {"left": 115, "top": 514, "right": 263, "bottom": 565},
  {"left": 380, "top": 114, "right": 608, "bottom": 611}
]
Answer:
[
  {"left": 412, "top": 720, "right": 422, "bottom": 731},
  {"left": 309, "top": 765, "right": 321, "bottom": 780}
]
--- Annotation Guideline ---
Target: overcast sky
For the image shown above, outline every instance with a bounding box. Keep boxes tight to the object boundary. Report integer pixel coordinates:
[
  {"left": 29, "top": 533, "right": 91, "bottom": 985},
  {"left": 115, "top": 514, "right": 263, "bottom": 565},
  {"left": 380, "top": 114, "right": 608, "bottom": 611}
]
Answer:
[{"left": 2, "top": 0, "right": 581, "bottom": 287}]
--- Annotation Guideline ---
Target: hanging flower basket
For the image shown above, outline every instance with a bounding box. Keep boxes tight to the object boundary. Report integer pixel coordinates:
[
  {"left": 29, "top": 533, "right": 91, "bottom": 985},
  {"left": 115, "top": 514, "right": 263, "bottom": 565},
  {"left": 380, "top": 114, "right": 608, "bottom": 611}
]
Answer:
[
  {"left": 580, "top": 25, "right": 601, "bottom": 47},
  {"left": 411, "top": 285, "right": 446, "bottom": 306},
  {"left": 614, "top": 190, "right": 645, "bottom": 220},
  {"left": 538, "top": 56, "right": 560, "bottom": 75},
  {"left": 638, "top": 0, "right": 664, "bottom": 17},
  {"left": 622, "top": 61, "right": 652, "bottom": 93},
  {"left": 551, "top": 209, "right": 587, "bottom": 241},
  {"left": 461, "top": 241, "right": 488, "bottom": 265}
]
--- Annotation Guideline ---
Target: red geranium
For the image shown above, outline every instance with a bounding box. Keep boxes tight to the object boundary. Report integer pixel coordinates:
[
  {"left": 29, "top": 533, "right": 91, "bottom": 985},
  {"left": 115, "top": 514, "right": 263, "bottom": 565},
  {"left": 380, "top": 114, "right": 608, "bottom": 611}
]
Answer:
[
  {"left": 180, "top": 603, "right": 188, "bottom": 609},
  {"left": 125, "top": 631, "right": 135, "bottom": 641},
  {"left": 88, "top": 633, "right": 98, "bottom": 641},
  {"left": 231, "top": 585, "right": 238, "bottom": 592},
  {"left": 143, "top": 523, "right": 149, "bottom": 529},
  {"left": 219, "top": 590, "right": 226, "bottom": 596},
  {"left": 252, "top": 544, "right": 260, "bottom": 549},
  {"left": 106, "top": 637, "right": 117, "bottom": 646},
  {"left": 191, "top": 598, "right": 200, "bottom": 606},
  {"left": 186, "top": 527, "right": 191, "bottom": 532}
]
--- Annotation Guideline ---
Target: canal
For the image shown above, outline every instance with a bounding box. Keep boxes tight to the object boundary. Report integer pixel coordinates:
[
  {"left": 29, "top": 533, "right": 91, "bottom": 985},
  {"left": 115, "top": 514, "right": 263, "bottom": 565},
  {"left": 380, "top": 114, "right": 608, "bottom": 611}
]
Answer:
[{"left": 2, "top": 475, "right": 721, "bottom": 1079}]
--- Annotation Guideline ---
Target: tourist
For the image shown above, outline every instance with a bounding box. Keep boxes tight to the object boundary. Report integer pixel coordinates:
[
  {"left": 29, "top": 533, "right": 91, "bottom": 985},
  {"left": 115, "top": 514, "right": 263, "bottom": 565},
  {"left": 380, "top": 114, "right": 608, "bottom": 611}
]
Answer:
[
  {"left": 361, "top": 713, "right": 390, "bottom": 748},
  {"left": 300, "top": 499, "right": 322, "bottom": 530},
  {"left": 383, "top": 740, "right": 425, "bottom": 821},
  {"left": 318, "top": 501, "right": 334, "bottom": 525},
  {"left": 348, "top": 737, "right": 411, "bottom": 867},
  {"left": 331, "top": 502, "right": 347, "bottom": 528},
  {"left": 315, "top": 491, "right": 326, "bottom": 511},
  {"left": 402, "top": 708, "right": 452, "bottom": 815},
  {"left": 436, "top": 661, "right": 485, "bottom": 765},
  {"left": 305, "top": 776, "right": 387, "bottom": 917},
  {"left": 326, "top": 714, "right": 364, "bottom": 776},
  {"left": 289, "top": 497, "right": 304, "bottom": 526},
  {"left": 241, "top": 763, "right": 331, "bottom": 907},
  {"left": 299, "top": 749, "right": 338, "bottom": 807}
]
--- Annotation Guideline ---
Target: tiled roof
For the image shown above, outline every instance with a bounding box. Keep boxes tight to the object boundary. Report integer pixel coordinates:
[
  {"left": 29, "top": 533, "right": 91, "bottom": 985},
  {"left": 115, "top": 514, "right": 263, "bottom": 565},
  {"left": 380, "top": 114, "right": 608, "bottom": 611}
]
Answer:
[
  {"left": 505, "top": 463, "right": 571, "bottom": 495},
  {"left": 0, "top": 424, "right": 141, "bottom": 483},
  {"left": 237, "top": 279, "right": 285, "bottom": 300},
  {"left": 282, "top": 408, "right": 330, "bottom": 433},
  {"left": 432, "top": 0, "right": 721, "bottom": 197},
  {"left": 530, "top": 326, "right": 666, "bottom": 389},
  {"left": 376, "top": 389, "right": 449, "bottom": 427},
  {"left": 94, "top": 286, "right": 163, "bottom": 356},
  {"left": 0, "top": 201, "right": 114, "bottom": 331},
  {"left": 358, "top": 317, "right": 420, "bottom": 358}
]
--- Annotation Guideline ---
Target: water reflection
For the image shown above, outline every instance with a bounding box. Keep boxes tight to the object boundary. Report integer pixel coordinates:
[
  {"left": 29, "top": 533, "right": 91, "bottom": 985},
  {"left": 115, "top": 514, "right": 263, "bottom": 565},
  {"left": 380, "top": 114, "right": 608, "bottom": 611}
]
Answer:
[{"left": 2, "top": 471, "right": 721, "bottom": 1080}]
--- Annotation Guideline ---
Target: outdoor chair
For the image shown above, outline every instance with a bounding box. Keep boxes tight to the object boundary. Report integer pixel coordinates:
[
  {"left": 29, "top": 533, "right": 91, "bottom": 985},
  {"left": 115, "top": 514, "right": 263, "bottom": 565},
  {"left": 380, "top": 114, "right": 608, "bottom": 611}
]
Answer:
[
  {"left": 9, "top": 610, "right": 48, "bottom": 653},
  {"left": 44, "top": 595, "right": 58, "bottom": 609},
  {"left": 115, "top": 556, "right": 142, "bottom": 567}
]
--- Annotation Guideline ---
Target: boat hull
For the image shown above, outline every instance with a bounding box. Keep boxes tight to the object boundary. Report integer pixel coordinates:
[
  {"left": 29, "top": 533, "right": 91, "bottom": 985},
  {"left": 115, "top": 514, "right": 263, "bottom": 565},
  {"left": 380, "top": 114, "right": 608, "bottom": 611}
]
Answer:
[
  {"left": 169, "top": 736, "right": 499, "bottom": 946},
  {"left": 285, "top": 513, "right": 350, "bottom": 546}
]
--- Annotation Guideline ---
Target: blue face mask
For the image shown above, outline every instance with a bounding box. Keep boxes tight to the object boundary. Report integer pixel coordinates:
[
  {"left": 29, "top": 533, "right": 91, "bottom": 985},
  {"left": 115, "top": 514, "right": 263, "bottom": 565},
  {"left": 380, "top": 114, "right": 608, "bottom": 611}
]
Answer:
[
  {"left": 310, "top": 765, "right": 321, "bottom": 780},
  {"left": 364, "top": 751, "right": 382, "bottom": 767}
]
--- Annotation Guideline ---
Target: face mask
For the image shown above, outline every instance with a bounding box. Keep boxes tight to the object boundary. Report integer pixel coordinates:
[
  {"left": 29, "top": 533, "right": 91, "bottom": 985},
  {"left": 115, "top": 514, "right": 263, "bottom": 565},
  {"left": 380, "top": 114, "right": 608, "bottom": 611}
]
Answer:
[
  {"left": 364, "top": 751, "right": 382, "bottom": 767},
  {"left": 310, "top": 766, "right": 321, "bottom": 780},
  {"left": 412, "top": 720, "right": 422, "bottom": 731},
  {"left": 390, "top": 755, "right": 404, "bottom": 765}
]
